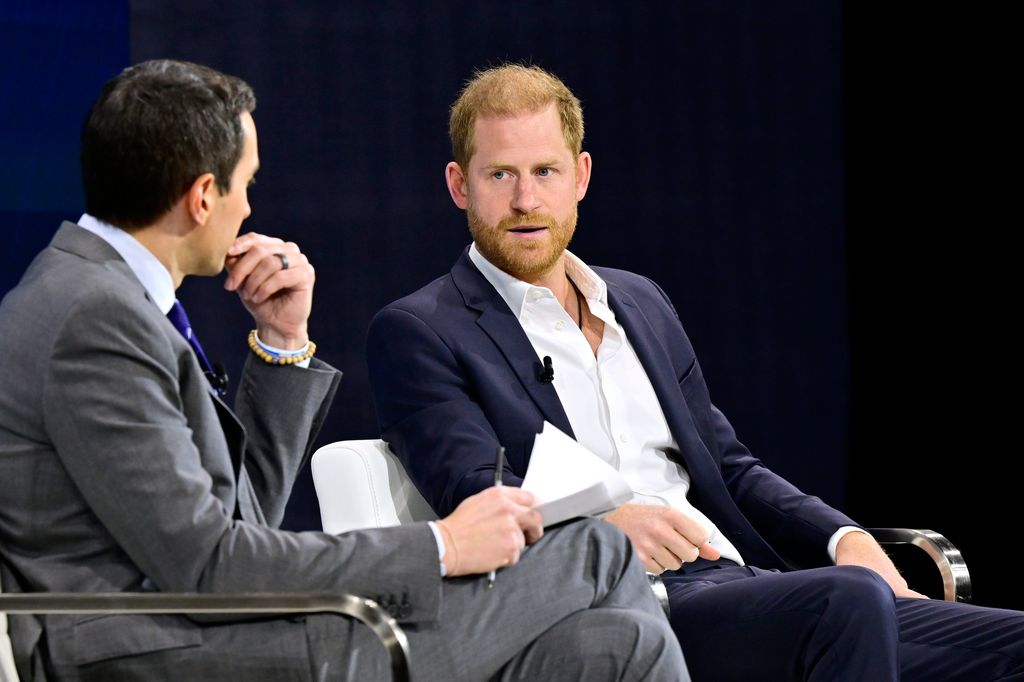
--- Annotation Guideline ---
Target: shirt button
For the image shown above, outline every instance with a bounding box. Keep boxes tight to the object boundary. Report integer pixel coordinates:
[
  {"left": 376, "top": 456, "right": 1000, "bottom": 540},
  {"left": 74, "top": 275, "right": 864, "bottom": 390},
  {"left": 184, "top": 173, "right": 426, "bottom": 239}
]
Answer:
[
  {"left": 555, "top": 320, "right": 566, "bottom": 330},
  {"left": 618, "top": 433, "right": 629, "bottom": 443}
]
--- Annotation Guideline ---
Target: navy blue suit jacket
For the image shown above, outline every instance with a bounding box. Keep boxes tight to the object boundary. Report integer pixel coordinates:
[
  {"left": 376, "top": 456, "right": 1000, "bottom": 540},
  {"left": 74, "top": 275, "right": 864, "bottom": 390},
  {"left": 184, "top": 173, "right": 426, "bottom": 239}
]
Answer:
[{"left": 368, "top": 248, "right": 856, "bottom": 570}]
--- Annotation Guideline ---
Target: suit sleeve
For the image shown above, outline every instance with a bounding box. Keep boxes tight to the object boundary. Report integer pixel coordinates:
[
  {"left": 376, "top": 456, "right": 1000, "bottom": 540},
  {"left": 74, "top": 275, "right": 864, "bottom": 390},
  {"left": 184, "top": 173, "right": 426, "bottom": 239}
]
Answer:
[
  {"left": 711, "top": 398, "right": 856, "bottom": 567},
  {"left": 42, "top": 291, "right": 442, "bottom": 623},
  {"left": 648, "top": 277, "right": 856, "bottom": 568},
  {"left": 233, "top": 355, "right": 340, "bottom": 528},
  {"left": 367, "top": 306, "right": 520, "bottom": 517}
]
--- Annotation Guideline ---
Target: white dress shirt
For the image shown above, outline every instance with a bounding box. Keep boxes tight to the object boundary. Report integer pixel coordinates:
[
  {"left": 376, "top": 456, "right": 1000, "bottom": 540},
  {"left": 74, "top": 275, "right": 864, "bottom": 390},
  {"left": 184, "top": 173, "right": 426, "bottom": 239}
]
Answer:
[
  {"left": 470, "top": 244, "right": 745, "bottom": 564},
  {"left": 78, "top": 213, "right": 176, "bottom": 314},
  {"left": 469, "top": 243, "right": 862, "bottom": 565}
]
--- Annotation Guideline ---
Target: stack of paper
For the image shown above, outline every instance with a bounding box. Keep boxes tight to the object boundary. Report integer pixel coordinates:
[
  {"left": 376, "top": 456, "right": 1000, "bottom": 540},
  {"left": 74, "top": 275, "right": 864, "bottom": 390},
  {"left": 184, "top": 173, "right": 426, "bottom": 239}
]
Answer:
[{"left": 521, "top": 422, "right": 632, "bottom": 527}]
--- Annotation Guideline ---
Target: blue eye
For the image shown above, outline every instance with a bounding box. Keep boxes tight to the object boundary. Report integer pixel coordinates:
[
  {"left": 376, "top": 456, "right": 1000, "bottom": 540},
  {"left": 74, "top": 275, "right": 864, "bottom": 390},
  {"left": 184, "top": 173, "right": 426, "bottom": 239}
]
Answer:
[
  {"left": 537, "top": 168, "right": 551, "bottom": 177},
  {"left": 492, "top": 170, "right": 507, "bottom": 180}
]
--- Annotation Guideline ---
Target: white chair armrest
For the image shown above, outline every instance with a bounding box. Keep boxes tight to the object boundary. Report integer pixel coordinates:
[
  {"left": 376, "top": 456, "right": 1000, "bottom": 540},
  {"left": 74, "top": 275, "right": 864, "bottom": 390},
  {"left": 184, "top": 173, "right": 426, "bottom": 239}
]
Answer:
[{"left": 312, "top": 440, "right": 436, "bottom": 534}]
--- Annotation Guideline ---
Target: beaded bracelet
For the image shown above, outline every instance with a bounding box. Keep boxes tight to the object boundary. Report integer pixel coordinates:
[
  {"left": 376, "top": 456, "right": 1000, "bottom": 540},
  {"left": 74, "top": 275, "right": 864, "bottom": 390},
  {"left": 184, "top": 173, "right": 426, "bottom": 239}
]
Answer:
[{"left": 247, "top": 329, "right": 317, "bottom": 365}]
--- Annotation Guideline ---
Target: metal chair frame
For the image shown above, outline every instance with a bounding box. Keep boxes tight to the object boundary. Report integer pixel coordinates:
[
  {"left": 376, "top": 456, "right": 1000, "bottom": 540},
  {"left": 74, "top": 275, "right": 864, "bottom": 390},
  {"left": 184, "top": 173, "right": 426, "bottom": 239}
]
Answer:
[{"left": 0, "top": 591, "right": 409, "bottom": 682}]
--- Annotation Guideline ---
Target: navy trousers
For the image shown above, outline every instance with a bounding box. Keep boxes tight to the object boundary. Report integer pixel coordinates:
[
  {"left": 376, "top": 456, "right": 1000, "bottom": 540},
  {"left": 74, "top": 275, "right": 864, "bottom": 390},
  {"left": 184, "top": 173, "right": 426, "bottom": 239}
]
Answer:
[{"left": 664, "top": 560, "right": 1024, "bottom": 681}]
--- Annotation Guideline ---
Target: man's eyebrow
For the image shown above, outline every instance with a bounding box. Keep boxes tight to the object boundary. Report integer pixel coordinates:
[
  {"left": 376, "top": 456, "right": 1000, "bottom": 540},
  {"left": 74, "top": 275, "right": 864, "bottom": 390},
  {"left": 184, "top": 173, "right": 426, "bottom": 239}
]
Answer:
[{"left": 481, "top": 158, "right": 562, "bottom": 170}]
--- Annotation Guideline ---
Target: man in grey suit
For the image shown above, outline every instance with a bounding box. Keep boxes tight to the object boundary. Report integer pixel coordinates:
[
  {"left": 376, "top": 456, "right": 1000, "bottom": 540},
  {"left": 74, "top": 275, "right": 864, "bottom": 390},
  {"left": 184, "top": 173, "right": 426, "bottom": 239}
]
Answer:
[{"left": 0, "top": 60, "right": 686, "bottom": 681}]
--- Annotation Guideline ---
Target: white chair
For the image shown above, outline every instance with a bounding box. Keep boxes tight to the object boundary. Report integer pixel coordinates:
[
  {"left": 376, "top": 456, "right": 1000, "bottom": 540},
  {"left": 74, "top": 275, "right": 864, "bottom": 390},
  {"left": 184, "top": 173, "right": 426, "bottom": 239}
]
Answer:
[
  {"left": 0, "top": 582, "right": 18, "bottom": 682},
  {"left": 312, "top": 439, "right": 436, "bottom": 534},
  {"left": 311, "top": 439, "right": 973, "bottom": 603}
]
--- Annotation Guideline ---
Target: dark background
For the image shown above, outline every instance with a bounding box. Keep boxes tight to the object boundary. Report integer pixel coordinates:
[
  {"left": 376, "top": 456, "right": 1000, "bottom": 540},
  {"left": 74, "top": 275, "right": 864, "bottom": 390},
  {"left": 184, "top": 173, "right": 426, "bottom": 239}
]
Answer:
[{"left": 1, "top": 2, "right": 1017, "bottom": 609}]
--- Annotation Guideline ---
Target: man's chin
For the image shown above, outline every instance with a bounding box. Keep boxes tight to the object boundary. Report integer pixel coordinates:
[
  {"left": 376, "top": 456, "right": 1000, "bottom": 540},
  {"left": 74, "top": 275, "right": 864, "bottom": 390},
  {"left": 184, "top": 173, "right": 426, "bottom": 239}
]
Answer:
[
  {"left": 198, "top": 258, "right": 228, "bottom": 278},
  {"left": 481, "top": 246, "right": 562, "bottom": 280}
]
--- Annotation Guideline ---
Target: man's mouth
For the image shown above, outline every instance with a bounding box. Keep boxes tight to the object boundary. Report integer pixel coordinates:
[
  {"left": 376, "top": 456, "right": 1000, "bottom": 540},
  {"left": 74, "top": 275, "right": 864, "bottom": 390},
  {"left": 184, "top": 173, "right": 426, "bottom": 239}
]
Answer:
[{"left": 508, "top": 226, "right": 547, "bottom": 234}]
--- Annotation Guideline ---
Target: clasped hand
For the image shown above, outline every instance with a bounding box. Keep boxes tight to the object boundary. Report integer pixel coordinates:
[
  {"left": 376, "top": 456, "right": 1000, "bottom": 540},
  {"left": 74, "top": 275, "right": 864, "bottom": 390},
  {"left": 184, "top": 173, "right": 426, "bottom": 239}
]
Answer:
[
  {"left": 605, "top": 503, "right": 721, "bottom": 574},
  {"left": 224, "top": 233, "right": 314, "bottom": 349}
]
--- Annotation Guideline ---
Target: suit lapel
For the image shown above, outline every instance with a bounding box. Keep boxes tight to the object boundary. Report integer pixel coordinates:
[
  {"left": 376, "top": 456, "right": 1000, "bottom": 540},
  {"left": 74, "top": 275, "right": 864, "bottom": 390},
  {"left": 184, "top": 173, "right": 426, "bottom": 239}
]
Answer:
[
  {"left": 604, "top": 281, "right": 720, "bottom": 484},
  {"left": 55, "top": 222, "right": 260, "bottom": 521},
  {"left": 450, "top": 250, "right": 575, "bottom": 438},
  {"left": 605, "top": 280, "right": 785, "bottom": 568},
  {"left": 210, "top": 392, "right": 245, "bottom": 476}
]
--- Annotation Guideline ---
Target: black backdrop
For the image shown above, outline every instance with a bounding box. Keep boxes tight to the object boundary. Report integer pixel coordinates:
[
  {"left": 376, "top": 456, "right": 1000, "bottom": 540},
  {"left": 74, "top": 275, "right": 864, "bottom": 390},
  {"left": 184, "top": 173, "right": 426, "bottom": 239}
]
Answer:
[{"left": 2, "top": 2, "right": 1018, "bottom": 609}]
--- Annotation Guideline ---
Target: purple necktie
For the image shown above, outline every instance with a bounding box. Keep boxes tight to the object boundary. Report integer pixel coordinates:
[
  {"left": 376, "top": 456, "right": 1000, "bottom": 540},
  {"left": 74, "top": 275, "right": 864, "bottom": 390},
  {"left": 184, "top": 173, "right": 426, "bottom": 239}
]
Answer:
[{"left": 166, "top": 299, "right": 227, "bottom": 397}]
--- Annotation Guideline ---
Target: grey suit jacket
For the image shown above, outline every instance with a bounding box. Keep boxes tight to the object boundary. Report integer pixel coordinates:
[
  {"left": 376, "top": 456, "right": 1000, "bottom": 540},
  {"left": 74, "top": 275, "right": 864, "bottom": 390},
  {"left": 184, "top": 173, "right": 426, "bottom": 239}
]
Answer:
[{"left": 0, "top": 223, "right": 441, "bottom": 675}]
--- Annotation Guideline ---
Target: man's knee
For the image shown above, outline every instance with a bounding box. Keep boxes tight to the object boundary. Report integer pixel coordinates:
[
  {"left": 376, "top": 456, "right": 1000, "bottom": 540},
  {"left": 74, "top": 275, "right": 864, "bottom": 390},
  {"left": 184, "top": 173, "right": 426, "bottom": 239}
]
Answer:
[
  {"left": 827, "top": 566, "right": 893, "bottom": 599},
  {"left": 815, "top": 565, "right": 897, "bottom": 627},
  {"left": 583, "top": 517, "right": 634, "bottom": 558},
  {"left": 545, "top": 518, "right": 634, "bottom": 565},
  {"left": 501, "top": 607, "right": 687, "bottom": 682}
]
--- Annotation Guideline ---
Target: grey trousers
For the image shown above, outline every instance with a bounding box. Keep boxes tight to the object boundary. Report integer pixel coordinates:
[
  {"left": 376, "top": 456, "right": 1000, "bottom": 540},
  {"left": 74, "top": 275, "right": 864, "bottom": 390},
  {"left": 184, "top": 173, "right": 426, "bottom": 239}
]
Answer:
[{"left": 55, "top": 520, "right": 688, "bottom": 681}]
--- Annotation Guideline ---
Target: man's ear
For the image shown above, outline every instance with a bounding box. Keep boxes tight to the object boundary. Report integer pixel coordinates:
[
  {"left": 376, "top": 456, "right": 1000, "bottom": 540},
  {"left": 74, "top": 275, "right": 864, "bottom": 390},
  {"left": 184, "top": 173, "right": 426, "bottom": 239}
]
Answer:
[
  {"left": 575, "top": 152, "right": 592, "bottom": 202},
  {"left": 445, "top": 162, "right": 470, "bottom": 209},
  {"left": 185, "top": 172, "right": 218, "bottom": 225}
]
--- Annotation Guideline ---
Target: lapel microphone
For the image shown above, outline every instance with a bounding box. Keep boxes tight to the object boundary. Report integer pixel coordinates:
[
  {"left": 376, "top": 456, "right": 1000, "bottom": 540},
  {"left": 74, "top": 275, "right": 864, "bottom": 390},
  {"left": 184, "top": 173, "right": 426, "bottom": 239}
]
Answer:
[
  {"left": 207, "top": 362, "right": 230, "bottom": 397},
  {"left": 537, "top": 356, "right": 555, "bottom": 383}
]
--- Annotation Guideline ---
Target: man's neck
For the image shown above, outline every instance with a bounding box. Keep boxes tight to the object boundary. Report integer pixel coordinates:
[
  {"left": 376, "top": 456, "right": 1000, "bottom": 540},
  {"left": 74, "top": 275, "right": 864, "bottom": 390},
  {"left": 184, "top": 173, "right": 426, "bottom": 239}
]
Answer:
[
  {"left": 77, "top": 214, "right": 178, "bottom": 312},
  {"left": 516, "top": 254, "right": 570, "bottom": 303},
  {"left": 128, "top": 214, "right": 191, "bottom": 289}
]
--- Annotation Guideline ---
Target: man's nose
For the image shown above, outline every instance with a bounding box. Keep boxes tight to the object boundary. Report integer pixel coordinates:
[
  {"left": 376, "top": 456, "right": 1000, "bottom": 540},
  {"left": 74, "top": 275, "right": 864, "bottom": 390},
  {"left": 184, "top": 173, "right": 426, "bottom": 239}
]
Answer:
[{"left": 511, "top": 176, "right": 541, "bottom": 214}]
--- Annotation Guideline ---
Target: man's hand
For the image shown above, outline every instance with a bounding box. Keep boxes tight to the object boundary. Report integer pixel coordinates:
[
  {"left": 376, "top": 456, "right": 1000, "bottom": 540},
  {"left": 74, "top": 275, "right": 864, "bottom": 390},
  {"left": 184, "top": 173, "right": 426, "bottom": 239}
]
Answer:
[
  {"left": 436, "top": 487, "right": 543, "bottom": 578},
  {"left": 604, "top": 503, "right": 720, "bottom": 574},
  {"left": 224, "top": 233, "right": 314, "bottom": 349},
  {"left": 836, "top": 530, "right": 928, "bottom": 599}
]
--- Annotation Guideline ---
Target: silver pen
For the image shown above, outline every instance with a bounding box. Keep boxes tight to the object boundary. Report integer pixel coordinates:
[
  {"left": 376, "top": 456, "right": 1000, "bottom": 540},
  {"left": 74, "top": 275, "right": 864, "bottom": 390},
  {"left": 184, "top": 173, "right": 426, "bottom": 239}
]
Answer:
[{"left": 487, "top": 445, "right": 505, "bottom": 589}]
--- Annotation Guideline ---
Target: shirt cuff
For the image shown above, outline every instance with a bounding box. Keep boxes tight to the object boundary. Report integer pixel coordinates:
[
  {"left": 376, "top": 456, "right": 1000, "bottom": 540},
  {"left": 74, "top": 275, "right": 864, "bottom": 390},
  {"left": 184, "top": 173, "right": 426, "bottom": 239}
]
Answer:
[
  {"left": 253, "top": 330, "right": 311, "bottom": 368},
  {"left": 827, "top": 526, "right": 869, "bottom": 563},
  {"left": 427, "top": 521, "right": 447, "bottom": 576}
]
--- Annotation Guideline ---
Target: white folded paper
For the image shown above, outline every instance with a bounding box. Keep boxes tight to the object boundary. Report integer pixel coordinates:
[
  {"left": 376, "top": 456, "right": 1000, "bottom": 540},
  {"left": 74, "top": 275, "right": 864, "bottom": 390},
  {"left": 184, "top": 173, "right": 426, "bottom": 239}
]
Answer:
[{"left": 521, "top": 421, "right": 632, "bottom": 527}]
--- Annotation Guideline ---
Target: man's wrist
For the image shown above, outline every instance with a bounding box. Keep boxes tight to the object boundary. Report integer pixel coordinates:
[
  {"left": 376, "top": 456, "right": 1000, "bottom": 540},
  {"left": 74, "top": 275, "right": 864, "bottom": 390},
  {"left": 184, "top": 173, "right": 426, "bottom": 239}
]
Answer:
[
  {"left": 828, "top": 526, "right": 870, "bottom": 564},
  {"left": 254, "top": 324, "right": 308, "bottom": 350},
  {"left": 248, "top": 330, "right": 314, "bottom": 368},
  {"left": 428, "top": 521, "right": 448, "bottom": 577}
]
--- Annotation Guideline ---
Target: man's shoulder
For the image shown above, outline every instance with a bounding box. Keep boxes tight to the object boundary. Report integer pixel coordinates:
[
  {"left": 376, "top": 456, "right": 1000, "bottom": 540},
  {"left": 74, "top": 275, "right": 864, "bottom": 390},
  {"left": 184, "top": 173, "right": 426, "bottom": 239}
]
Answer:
[
  {"left": 7, "top": 243, "right": 140, "bottom": 310},
  {"left": 591, "top": 265, "right": 673, "bottom": 304},
  {"left": 1, "top": 236, "right": 155, "bottom": 345},
  {"left": 591, "top": 265, "right": 658, "bottom": 289},
  {"left": 385, "top": 272, "right": 458, "bottom": 309}
]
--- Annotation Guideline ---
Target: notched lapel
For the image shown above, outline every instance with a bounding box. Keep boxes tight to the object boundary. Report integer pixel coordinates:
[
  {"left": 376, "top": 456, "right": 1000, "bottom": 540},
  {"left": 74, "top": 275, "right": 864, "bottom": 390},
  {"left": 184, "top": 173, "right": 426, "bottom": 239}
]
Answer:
[
  {"left": 451, "top": 251, "right": 575, "bottom": 438},
  {"left": 210, "top": 392, "right": 245, "bottom": 478},
  {"left": 474, "top": 306, "right": 575, "bottom": 437},
  {"left": 605, "top": 283, "right": 720, "bottom": 484},
  {"left": 606, "top": 281, "right": 786, "bottom": 568}
]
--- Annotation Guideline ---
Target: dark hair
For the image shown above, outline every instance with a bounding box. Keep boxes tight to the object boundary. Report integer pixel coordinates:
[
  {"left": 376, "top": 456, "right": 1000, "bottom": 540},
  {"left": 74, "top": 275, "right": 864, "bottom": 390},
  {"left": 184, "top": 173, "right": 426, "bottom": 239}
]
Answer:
[{"left": 81, "top": 59, "right": 256, "bottom": 230}]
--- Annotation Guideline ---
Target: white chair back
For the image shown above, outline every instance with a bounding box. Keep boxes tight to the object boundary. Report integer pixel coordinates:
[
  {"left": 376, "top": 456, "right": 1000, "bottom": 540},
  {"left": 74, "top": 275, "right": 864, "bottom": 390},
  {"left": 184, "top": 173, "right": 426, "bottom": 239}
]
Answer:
[
  {"left": 311, "top": 439, "right": 436, "bottom": 534},
  {"left": 1, "top": 573, "right": 21, "bottom": 682}
]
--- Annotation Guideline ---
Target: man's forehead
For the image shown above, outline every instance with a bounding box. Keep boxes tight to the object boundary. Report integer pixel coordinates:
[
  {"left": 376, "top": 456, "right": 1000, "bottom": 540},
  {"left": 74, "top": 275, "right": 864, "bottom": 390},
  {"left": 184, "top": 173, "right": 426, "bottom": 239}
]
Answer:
[
  {"left": 472, "top": 103, "right": 558, "bottom": 130},
  {"left": 470, "top": 107, "right": 570, "bottom": 159}
]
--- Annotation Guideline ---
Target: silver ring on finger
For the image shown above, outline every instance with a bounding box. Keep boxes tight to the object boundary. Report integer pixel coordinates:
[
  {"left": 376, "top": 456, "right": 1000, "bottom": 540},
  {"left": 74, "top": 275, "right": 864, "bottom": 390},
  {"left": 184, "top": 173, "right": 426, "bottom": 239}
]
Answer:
[{"left": 274, "top": 252, "right": 290, "bottom": 270}]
